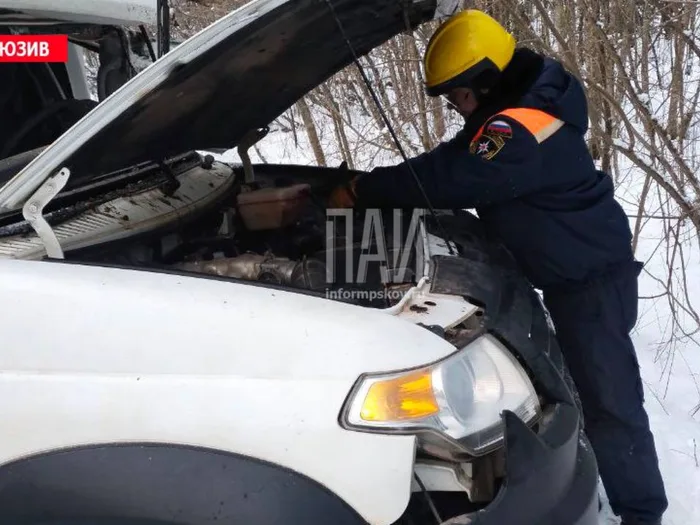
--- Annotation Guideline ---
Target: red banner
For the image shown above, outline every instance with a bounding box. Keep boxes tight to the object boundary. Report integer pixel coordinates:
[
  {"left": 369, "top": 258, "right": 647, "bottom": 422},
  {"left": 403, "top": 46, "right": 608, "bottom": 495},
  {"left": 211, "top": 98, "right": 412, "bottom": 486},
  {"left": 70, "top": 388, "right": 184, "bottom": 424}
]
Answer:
[{"left": 0, "top": 35, "right": 69, "bottom": 63}]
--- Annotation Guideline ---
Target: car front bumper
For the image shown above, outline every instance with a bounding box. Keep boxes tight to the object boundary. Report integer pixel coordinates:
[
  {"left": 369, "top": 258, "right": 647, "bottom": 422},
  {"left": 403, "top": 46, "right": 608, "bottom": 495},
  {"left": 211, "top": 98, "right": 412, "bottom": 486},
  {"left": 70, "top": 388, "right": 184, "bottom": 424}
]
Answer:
[
  {"left": 417, "top": 214, "right": 600, "bottom": 525},
  {"left": 454, "top": 403, "right": 598, "bottom": 525}
]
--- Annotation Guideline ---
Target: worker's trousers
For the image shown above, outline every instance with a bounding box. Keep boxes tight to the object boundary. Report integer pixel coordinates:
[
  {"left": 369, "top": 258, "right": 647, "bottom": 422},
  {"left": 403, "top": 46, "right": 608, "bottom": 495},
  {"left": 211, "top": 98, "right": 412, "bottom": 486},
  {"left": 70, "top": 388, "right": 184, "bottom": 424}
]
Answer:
[{"left": 543, "top": 261, "right": 668, "bottom": 525}]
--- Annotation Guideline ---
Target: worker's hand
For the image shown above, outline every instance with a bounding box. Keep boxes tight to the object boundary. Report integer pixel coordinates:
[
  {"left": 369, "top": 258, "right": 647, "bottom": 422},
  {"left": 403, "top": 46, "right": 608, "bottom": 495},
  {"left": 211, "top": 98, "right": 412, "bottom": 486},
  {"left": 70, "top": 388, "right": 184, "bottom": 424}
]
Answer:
[{"left": 327, "top": 176, "right": 358, "bottom": 208}]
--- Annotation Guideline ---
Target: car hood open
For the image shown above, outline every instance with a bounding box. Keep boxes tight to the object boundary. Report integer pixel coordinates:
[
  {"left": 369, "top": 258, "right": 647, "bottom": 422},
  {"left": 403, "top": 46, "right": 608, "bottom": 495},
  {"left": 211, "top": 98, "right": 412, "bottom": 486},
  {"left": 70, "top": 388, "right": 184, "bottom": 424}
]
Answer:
[{"left": 0, "top": 0, "right": 459, "bottom": 212}]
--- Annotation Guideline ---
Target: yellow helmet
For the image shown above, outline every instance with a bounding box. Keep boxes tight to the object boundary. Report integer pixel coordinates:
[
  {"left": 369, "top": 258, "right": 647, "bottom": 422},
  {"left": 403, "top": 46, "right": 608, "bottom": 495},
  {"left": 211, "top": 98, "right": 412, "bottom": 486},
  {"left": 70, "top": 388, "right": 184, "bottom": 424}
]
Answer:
[{"left": 423, "top": 10, "right": 516, "bottom": 97}]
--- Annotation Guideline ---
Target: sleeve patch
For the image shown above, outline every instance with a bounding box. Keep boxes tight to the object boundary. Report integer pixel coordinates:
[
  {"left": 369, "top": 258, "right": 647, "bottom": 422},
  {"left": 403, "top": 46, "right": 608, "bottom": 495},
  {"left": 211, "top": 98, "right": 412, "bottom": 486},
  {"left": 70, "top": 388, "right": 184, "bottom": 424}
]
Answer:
[
  {"left": 469, "top": 132, "right": 506, "bottom": 161},
  {"left": 486, "top": 120, "right": 513, "bottom": 138}
]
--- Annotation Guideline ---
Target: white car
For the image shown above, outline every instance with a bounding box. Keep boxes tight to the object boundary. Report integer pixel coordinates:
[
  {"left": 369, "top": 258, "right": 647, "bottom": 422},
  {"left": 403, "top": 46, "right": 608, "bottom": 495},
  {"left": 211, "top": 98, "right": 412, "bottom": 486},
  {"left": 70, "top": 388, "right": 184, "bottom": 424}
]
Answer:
[{"left": 0, "top": 1, "right": 598, "bottom": 525}]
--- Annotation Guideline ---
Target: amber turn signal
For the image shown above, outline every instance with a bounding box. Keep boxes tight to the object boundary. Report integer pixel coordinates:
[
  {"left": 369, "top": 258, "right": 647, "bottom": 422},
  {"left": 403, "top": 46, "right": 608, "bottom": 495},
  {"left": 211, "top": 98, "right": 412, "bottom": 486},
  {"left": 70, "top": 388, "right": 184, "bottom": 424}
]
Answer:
[{"left": 360, "top": 370, "right": 439, "bottom": 421}]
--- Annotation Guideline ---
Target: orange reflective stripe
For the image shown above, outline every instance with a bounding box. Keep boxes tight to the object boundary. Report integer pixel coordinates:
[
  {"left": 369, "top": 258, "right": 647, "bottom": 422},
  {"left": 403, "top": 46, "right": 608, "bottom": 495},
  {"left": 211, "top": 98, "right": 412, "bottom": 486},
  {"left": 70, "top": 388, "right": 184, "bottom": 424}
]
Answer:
[
  {"left": 471, "top": 107, "right": 564, "bottom": 145},
  {"left": 498, "top": 108, "right": 564, "bottom": 143},
  {"left": 474, "top": 122, "right": 488, "bottom": 141}
]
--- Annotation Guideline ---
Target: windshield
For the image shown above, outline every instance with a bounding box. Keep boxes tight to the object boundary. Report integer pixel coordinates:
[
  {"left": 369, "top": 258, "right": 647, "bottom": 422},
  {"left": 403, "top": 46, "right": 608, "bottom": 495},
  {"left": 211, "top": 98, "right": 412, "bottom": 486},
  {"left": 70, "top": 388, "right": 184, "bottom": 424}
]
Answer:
[{"left": 0, "top": 21, "right": 159, "bottom": 187}]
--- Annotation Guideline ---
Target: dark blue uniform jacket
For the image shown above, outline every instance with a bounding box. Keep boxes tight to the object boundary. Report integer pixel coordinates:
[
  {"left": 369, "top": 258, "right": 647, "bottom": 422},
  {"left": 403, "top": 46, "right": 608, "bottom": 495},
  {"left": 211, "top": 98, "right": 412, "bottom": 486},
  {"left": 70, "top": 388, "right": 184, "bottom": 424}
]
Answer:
[{"left": 353, "top": 57, "right": 635, "bottom": 291}]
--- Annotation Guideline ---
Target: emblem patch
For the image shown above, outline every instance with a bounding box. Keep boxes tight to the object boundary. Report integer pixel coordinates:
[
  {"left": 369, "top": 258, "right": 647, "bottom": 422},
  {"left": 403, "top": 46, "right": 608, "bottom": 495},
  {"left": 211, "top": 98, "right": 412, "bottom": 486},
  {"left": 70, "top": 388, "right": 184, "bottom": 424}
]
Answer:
[
  {"left": 486, "top": 119, "right": 513, "bottom": 137},
  {"left": 469, "top": 132, "right": 506, "bottom": 161}
]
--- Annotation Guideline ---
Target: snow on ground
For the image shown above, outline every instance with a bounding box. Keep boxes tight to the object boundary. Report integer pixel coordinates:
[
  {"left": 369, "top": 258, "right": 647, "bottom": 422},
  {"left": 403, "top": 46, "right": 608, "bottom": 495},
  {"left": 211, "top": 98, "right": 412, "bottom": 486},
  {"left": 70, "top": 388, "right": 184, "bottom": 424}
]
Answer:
[
  {"left": 209, "top": 121, "right": 700, "bottom": 524},
  {"left": 610, "top": 203, "right": 700, "bottom": 524},
  {"left": 600, "top": 228, "right": 700, "bottom": 524},
  {"left": 597, "top": 296, "right": 700, "bottom": 524},
  {"left": 627, "top": 334, "right": 700, "bottom": 524}
]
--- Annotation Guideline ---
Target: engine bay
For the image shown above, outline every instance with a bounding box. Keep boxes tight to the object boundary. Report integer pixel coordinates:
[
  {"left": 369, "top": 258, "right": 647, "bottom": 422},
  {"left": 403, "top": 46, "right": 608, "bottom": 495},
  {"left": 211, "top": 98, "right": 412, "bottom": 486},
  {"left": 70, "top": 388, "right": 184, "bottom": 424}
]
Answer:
[{"left": 10, "top": 152, "right": 426, "bottom": 308}]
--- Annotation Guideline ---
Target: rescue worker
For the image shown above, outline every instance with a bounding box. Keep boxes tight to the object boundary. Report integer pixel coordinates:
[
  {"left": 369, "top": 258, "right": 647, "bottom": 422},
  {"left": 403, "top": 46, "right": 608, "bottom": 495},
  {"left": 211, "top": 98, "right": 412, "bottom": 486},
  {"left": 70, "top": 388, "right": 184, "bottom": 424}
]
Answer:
[{"left": 328, "top": 10, "right": 668, "bottom": 525}]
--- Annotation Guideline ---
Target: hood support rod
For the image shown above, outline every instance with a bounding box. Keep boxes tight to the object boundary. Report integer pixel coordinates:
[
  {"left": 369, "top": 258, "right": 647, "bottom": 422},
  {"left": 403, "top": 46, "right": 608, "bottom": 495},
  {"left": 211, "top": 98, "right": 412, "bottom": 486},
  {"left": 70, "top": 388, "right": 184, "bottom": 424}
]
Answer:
[
  {"left": 323, "top": 0, "right": 456, "bottom": 255},
  {"left": 22, "top": 167, "right": 71, "bottom": 260}
]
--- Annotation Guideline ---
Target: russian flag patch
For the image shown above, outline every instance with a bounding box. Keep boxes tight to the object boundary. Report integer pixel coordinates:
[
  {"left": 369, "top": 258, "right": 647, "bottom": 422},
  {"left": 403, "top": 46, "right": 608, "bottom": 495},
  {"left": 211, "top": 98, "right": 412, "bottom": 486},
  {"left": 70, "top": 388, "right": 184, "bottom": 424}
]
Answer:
[{"left": 486, "top": 119, "right": 512, "bottom": 137}]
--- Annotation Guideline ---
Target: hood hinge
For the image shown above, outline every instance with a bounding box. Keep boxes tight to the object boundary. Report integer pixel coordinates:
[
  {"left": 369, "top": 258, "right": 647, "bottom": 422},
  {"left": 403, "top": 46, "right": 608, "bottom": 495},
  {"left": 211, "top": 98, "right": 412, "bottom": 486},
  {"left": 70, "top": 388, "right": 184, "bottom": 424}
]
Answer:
[{"left": 22, "top": 167, "right": 70, "bottom": 259}]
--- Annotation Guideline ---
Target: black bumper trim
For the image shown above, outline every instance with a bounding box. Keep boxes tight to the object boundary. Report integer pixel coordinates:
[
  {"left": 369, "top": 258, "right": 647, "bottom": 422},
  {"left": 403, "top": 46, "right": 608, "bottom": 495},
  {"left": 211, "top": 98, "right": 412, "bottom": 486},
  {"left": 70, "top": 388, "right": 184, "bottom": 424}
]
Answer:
[
  {"left": 448, "top": 403, "right": 599, "bottom": 525},
  {"left": 421, "top": 213, "right": 599, "bottom": 525}
]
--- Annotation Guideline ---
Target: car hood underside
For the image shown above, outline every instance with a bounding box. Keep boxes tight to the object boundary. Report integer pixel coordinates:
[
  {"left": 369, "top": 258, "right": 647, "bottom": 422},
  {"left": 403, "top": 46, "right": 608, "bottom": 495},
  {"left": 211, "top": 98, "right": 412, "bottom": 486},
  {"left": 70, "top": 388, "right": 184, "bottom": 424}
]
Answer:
[{"left": 53, "top": 0, "right": 437, "bottom": 180}]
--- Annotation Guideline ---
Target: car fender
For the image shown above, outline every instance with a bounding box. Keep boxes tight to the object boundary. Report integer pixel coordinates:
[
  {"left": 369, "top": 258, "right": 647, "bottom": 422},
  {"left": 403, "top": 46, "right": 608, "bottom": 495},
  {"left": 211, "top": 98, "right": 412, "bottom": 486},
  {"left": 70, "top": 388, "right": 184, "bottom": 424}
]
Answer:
[
  {"left": 0, "top": 259, "right": 468, "bottom": 524},
  {"left": 0, "top": 443, "right": 367, "bottom": 524}
]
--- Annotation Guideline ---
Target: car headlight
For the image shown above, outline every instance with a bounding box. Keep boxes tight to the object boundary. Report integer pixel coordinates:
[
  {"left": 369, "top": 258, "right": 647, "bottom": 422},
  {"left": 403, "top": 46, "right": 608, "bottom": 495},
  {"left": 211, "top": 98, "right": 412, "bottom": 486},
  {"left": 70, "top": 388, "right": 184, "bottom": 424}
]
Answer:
[{"left": 341, "top": 334, "right": 540, "bottom": 456}]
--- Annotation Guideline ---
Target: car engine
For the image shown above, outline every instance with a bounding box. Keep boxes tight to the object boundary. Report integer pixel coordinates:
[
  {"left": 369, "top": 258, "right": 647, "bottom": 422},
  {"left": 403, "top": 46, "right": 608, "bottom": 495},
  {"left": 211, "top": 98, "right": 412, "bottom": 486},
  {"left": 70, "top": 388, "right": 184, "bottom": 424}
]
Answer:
[{"left": 16, "top": 154, "right": 423, "bottom": 308}]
